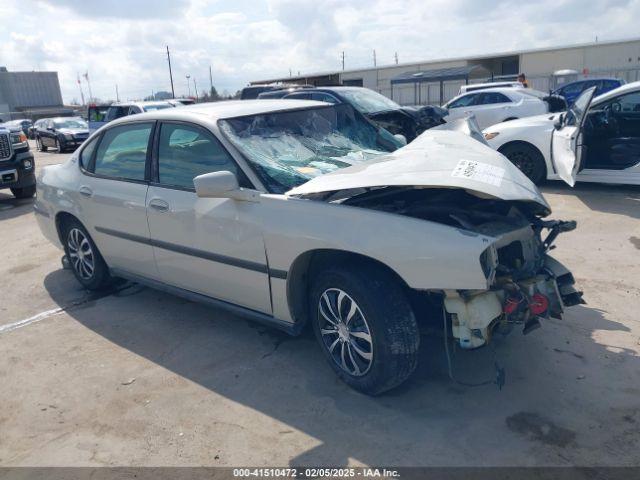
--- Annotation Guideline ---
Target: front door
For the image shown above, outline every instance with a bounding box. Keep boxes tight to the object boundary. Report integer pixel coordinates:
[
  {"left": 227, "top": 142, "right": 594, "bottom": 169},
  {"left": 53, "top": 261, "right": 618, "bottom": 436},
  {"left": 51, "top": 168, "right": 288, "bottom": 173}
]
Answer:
[
  {"left": 145, "top": 121, "right": 272, "bottom": 314},
  {"left": 76, "top": 122, "right": 158, "bottom": 279},
  {"left": 551, "top": 86, "right": 596, "bottom": 186},
  {"left": 579, "top": 89, "right": 640, "bottom": 184}
]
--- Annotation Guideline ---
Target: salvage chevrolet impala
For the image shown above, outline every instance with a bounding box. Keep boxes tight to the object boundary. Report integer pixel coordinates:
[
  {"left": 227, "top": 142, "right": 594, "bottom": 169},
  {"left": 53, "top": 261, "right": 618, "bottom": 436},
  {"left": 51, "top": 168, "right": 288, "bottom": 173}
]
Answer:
[{"left": 34, "top": 100, "right": 583, "bottom": 394}]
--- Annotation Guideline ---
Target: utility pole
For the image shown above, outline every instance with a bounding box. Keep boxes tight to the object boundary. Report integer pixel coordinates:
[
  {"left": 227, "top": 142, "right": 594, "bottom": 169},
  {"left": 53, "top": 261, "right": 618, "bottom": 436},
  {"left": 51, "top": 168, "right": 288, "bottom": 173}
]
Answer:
[
  {"left": 341, "top": 51, "right": 345, "bottom": 71},
  {"left": 394, "top": 52, "right": 398, "bottom": 65},
  {"left": 166, "top": 46, "right": 175, "bottom": 99},
  {"left": 289, "top": 68, "right": 292, "bottom": 77},
  {"left": 193, "top": 78, "right": 198, "bottom": 101},
  {"left": 186, "top": 74, "right": 191, "bottom": 97},
  {"left": 76, "top": 73, "right": 85, "bottom": 106},
  {"left": 115, "top": 84, "right": 120, "bottom": 102},
  {"left": 209, "top": 65, "right": 213, "bottom": 96},
  {"left": 83, "top": 71, "right": 93, "bottom": 102},
  {"left": 373, "top": 49, "right": 377, "bottom": 67}
]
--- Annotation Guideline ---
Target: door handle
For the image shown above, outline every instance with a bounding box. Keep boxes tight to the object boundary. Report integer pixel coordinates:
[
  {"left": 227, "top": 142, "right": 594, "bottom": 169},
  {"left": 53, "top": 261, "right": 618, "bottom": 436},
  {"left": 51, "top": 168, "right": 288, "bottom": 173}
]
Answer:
[
  {"left": 79, "top": 186, "right": 93, "bottom": 197},
  {"left": 149, "top": 198, "right": 170, "bottom": 212}
]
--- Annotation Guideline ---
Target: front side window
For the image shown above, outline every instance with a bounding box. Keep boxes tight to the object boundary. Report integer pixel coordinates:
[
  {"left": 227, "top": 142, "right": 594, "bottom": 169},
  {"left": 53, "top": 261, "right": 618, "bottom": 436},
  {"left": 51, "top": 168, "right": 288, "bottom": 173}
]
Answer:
[
  {"left": 93, "top": 123, "right": 153, "bottom": 181},
  {"left": 157, "top": 122, "right": 245, "bottom": 190},
  {"left": 219, "top": 104, "right": 397, "bottom": 193},
  {"left": 447, "top": 93, "right": 479, "bottom": 109}
]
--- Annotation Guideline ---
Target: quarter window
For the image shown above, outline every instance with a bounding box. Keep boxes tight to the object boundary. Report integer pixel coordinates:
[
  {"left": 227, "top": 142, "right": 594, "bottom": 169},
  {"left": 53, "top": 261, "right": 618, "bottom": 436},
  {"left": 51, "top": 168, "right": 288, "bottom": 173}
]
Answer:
[
  {"left": 157, "top": 122, "right": 246, "bottom": 190},
  {"left": 79, "top": 135, "right": 100, "bottom": 170},
  {"left": 93, "top": 123, "right": 153, "bottom": 181}
]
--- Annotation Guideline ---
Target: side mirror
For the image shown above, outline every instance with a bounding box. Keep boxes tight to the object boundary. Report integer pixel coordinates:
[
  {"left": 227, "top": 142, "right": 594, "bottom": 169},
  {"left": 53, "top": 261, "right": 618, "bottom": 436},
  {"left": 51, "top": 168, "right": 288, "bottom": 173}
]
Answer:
[
  {"left": 193, "top": 171, "right": 259, "bottom": 202},
  {"left": 393, "top": 134, "right": 407, "bottom": 146},
  {"left": 554, "top": 113, "right": 565, "bottom": 130}
]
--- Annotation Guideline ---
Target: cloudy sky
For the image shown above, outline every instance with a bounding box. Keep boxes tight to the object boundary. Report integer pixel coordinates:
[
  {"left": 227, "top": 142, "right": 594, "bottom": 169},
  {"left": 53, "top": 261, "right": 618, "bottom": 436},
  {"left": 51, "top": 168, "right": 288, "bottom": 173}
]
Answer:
[{"left": 1, "top": 0, "right": 638, "bottom": 103}]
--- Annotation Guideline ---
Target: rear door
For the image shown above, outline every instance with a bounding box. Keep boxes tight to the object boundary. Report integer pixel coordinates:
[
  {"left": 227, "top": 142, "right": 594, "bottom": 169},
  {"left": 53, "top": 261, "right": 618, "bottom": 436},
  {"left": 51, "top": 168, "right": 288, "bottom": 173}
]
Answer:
[
  {"left": 77, "top": 121, "right": 158, "bottom": 278},
  {"left": 145, "top": 121, "right": 272, "bottom": 313},
  {"left": 550, "top": 86, "right": 596, "bottom": 186}
]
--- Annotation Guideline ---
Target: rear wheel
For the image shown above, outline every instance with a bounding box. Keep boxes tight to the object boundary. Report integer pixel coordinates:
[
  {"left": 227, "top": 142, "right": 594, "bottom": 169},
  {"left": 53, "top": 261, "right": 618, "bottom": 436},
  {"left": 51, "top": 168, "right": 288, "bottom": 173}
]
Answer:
[
  {"left": 500, "top": 143, "right": 547, "bottom": 184},
  {"left": 10, "top": 185, "right": 36, "bottom": 199},
  {"left": 62, "top": 219, "right": 111, "bottom": 290},
  {"left": 310, "top": 263, "right": 419, "bottom": 395}
]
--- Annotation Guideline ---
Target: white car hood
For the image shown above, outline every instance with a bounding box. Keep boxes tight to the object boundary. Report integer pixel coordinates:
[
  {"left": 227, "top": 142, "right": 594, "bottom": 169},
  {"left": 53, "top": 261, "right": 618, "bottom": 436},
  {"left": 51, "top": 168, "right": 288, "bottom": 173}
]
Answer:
[{"left": 287, "top": 130, "right": 550, "bottom": 212}]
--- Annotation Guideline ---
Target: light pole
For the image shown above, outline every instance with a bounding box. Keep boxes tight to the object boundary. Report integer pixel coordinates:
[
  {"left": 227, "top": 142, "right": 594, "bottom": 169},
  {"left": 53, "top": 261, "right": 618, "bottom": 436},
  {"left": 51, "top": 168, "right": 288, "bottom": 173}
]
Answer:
[{"left": 186, "top": 74, "right": 191, "bottom": 97}]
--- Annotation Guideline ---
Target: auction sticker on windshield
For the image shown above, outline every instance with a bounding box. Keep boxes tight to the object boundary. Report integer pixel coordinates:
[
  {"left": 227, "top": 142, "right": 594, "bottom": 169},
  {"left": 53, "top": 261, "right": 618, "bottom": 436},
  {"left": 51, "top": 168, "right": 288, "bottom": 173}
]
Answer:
[{"left": 451, "top": 159, "right": 505, "bottom": 187}]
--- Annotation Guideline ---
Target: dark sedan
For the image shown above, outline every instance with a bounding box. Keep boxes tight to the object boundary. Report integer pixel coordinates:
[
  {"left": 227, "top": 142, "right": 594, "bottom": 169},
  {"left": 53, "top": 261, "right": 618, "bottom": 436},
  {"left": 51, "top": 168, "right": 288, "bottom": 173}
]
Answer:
[
  {"left": 268, "top": 86, "right": 447, "bottom": 142},
  {"left": 2, "top": 119, "right": 33, "bottom": 137},
  {"left": 35, "top": 117, "right": 89, "bottom": 153}
]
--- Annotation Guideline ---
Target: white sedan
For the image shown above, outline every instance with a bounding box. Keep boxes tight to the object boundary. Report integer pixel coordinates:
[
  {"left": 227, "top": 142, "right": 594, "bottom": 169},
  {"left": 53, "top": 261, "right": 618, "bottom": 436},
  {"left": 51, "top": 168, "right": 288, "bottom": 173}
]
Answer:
[
  {"left": 35, "top": 100, "right": 583, "bottom": 394},
  {"left": 444, "top": 88, "right": 553, "bottom": 130},
  {"left": 484, "top": 82, "right": 640, "bottom": 185}
]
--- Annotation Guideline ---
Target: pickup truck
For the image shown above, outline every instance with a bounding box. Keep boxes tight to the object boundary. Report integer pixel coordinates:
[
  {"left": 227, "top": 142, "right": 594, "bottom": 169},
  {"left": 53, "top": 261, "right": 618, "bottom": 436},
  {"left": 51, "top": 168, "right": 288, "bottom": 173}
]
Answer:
[{"left": 0, "top": 124, "right": 36, "bottom": 198}]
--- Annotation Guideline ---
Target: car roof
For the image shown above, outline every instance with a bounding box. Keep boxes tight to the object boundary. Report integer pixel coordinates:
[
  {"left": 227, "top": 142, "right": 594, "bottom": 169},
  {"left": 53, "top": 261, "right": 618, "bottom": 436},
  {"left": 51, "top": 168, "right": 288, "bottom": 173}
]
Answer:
[
  {"left": 111, "top": 101, "right": 173, "bottom": 107},
  {"left": 108, "top": 99, "right": 328, "bottom": 124},
  {"left": 592, "top": 80, "right": 640, "bottom": 105}
]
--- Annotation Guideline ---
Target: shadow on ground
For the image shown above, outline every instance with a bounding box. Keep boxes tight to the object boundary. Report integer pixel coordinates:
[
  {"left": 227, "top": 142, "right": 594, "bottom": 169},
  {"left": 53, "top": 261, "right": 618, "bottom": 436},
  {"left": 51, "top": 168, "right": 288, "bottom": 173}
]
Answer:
[
  {"left": 43, "top": 267, "right": 640, "bottom": 467},
  {"left": 541, "top": 182, "right": 640, "bottom": 219},
  {"left": 0, "top": 192, "right": 34, "bottom": 221}
]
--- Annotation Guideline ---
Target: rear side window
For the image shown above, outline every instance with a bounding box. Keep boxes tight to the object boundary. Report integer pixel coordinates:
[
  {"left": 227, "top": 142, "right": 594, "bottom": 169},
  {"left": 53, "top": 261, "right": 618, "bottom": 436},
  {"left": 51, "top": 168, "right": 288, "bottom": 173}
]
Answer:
[
  {"left": 479, "top": 92, "right": 511, "bottom": 104},
  {"left": 93, "top": 123, "right": 153, "bottom": 181},
  {"left": 157, "top": 122, "right": 248, "bottom": 190}
]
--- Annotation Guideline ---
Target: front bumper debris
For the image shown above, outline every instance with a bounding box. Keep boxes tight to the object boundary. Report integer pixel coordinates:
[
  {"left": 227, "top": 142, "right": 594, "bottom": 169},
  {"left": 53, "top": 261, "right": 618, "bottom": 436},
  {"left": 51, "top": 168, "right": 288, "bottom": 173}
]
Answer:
[{"left": 444, "top": 255, "right": 583, "bottom": 349}]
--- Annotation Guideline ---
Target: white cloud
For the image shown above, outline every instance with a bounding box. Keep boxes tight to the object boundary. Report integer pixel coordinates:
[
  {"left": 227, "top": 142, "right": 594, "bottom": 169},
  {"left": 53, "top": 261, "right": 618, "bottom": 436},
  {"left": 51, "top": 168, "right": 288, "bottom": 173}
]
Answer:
[{"left": 1, "top": 0, "right": 638, "bottom": 103}]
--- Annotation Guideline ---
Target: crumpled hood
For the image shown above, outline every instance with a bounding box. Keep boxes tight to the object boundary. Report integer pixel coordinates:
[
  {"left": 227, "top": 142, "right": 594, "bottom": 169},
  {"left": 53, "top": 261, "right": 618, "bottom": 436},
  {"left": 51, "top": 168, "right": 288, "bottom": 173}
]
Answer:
[{"left": 287, "top": 130, "right": 550, "bottom": 213}]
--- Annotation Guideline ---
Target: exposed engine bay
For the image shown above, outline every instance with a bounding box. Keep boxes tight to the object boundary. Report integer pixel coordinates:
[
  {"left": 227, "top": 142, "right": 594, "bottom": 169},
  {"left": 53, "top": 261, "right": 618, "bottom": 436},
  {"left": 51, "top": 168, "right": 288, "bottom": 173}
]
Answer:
[{"left": 339, "top": 186, "right": 585, "bottom": 348}]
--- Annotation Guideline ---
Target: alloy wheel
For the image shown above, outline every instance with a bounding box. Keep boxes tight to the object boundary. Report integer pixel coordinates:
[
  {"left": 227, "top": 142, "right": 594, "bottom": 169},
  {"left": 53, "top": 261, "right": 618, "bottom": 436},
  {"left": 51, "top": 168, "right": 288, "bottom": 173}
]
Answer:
[
  {"left": 508, "top": 150, "right": 535, "bottom": 178},
  {"left": 318, "top": 288, "right": 373, "bottom": 376},
  {"left": 67, "top": 228, "right": 95, "bottom": 280}
]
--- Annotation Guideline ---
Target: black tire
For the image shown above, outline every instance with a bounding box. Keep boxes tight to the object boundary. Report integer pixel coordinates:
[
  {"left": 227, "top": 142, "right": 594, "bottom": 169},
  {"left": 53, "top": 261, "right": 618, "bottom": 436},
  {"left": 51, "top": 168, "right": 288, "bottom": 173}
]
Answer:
[
  {"left": 36, "top": 137, "right": 47, "bottom": 152},
  {"left": 55, "top": 138, "right": 63, "bottom": 153},
  {"left": 10, "top": 185, "right": 36, "bottom": 199},
  {"left": 310, "top": 262, "right": 419, "bottom": 395},
  {"left": 61, "top": 219, "right": 111, "bottom": 290},
  {"left": 500, "top": 142, "right": 547, "bottom": 184}
]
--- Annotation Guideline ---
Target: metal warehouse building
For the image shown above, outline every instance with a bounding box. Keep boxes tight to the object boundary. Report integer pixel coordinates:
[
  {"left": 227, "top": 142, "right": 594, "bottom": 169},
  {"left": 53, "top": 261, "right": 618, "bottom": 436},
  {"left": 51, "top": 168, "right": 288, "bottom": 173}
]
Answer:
[
  {"left": 0, "top": 67, "right": 67, "bottom": 122},
  {"left": 252, "top": 37, "right": 640, "bottom": 105}
]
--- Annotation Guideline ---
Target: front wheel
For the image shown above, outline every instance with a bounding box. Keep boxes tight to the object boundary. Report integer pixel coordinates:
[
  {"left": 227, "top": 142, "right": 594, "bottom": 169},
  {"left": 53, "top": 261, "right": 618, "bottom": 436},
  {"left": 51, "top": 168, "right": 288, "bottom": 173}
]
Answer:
[
  {"left": 11, "top": 185, "right": 36, "bottom": 199},
  {"left": 55, "top": 138, "right": 63, "bottom": 153},
  {"left": 310, "top": 263, "right": 419, "bottom": 395},
  {"left": 500, "top": 143, "right": 547, "bottom": 184},
  {"left": 62, "top": 219, "right": 111, "bottom": 290}
]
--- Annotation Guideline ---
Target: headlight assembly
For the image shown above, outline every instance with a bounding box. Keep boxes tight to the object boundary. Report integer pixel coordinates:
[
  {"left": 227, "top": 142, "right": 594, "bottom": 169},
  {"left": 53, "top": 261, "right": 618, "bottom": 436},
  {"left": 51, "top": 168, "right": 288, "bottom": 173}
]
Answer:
[{"left": 483, "top": 132, "right": 500, "bottom": 140}]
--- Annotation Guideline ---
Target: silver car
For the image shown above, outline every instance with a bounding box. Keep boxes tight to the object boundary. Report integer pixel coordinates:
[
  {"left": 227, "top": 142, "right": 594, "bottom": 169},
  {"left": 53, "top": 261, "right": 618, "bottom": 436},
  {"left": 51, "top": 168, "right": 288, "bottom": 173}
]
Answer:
[{"left": 34, "top": 100, "right": 583, "bottom": 394}]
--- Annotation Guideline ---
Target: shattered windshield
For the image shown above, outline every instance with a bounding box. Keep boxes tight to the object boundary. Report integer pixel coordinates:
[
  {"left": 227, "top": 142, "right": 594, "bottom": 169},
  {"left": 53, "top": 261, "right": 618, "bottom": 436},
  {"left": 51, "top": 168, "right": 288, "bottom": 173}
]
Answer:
[
  {"left": 339, "top": 88, "right": 401, "bottom": 114},
  {"left": 219, "top": 104, "right": 400, "bottom": 193}
]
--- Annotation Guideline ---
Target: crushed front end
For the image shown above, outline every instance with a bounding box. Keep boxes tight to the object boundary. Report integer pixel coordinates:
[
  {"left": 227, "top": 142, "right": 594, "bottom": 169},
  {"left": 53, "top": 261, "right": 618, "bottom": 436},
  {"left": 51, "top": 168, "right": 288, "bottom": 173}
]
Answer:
[{"left": 444, "top": 216, "right": 584, "bottom": 349}]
